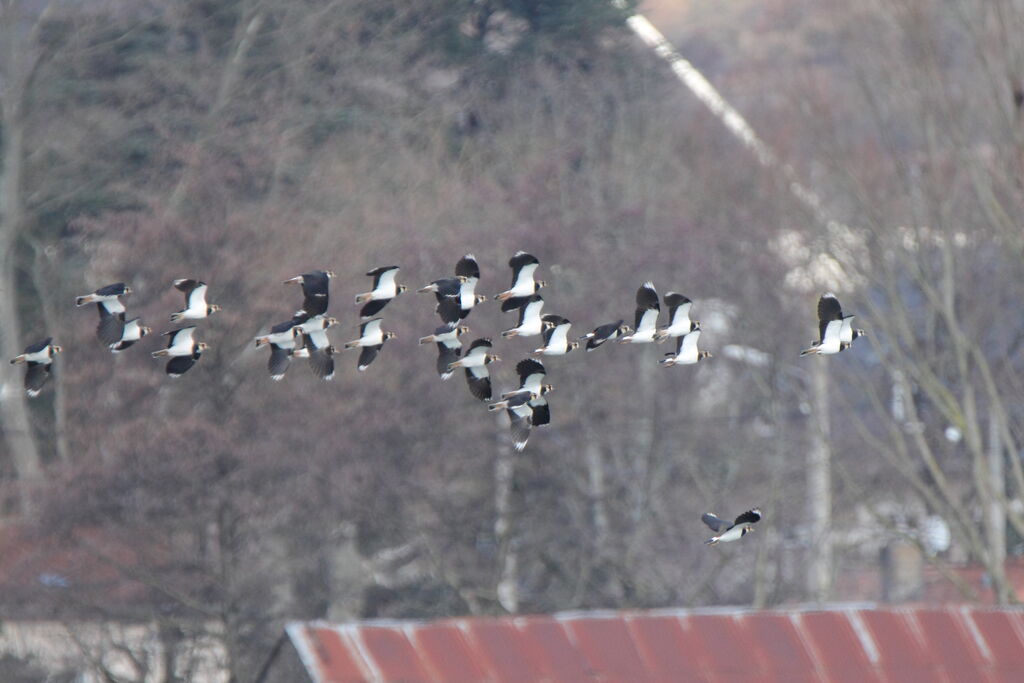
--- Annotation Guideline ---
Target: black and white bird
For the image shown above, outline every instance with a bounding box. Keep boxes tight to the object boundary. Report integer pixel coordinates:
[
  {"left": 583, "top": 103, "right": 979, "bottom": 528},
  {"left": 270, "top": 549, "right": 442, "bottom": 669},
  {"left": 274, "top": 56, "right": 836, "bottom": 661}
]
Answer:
[
  {"left": 355, "top": 266, "right": 406, "bottom": 319},
  {"left": 170, "top": 279, "right": 220, "bottom": 321},
  {"left": 532, "top": 315, "right": 578, "bottom": 356},
  {"left": 254, "top": 319, "right": 302, "bottom": 380},
  {"left": 487, "top": 390, "right": 541, "bottom": 452},
  {"left": 500, "top": 295, "right": 545, "bottom": 338},
  {"left": 418, "top": 276, "right": 466, "bottom": 298},
  {"left": 495, "top": 252, "right": 546, "bottom": 312},
  {"left": 293, "top": 317, "right": 338, "bottom": 381},
  {"left": 447, "top": 338, "right": 500, "bottom": 401},
  {"left": 418, "top": 323, "right": 470, "bottom": 346},
  {"left": 800, "top": 293, "right": 862, "bottom": 356},
  {"left": 659, "top": 328, "right": 711, "bottom": 367},
  {"left": 579, "top": 320, "right": 633, "bottom": 351},
  {"left": 76, "top": 283, "right": 131, "bottom": 346},
  {"left": 343, "top": 318, "right": 396, "bottom": 372},
  {"left": 702, "top": 508, "right": 762, "bottom": 545},
  {"left": 419, "top": 323, "right": 469, "bottom": 379},
  {"left": 502, "top": 358, "right": 553, "bottom": 428},
  {"left": 110, "top": 318, "right": 152, "bottom": 353},
  {"left": 655, "top": 293, "right": 698, "bottom": 341},
  {"left": 284, "top": 270, "right": 334, "bottom": 318},
  {"left": 454, "top": 254, "right": 486, "bottom": 319},
  {"left": 10, "top": 337, "right": 61, "bottom": 397},
  {"left": 619, "top": 282, "right": 660, "bottom": 344},
  {"left": 151, "top": 326, "right": 209, "bottom": 377}
]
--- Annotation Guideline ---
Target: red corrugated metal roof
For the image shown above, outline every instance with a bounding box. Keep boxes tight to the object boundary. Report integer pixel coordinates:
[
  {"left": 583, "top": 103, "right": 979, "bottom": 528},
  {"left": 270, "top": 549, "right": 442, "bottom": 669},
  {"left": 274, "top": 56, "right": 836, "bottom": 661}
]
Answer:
[{"left": 286, "top": 605, "right": 1024, "bottom": 683}]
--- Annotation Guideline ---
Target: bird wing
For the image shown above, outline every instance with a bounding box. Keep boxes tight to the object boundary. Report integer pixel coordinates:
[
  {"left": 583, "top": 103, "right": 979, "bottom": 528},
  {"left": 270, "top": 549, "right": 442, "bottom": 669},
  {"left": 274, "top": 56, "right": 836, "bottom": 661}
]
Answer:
[
  {"left": 817, "top": 293, "right": 844, "bottom": 342},
  {"left": 165, "top": 354, "right": 198, "bottom": 377},
  {"left": 367, "top": 265, "right": 399, "bottom": 288},
  {"left": 357, "top": 345, "right": 381, "bottom": 371},
  {"left": 701, "top": 513, "right": 730, "bottom": 532},
  {"left": 436, "top": 297, "right": 462, "bottom": 324},
  {"left": 436, "top": 343, "right": 461, "bottom": 378},
  {"left": 530, "top": 398, "right": 550, "bottom": 427},
  {"left": 307, "top": 347, "right": 335, "bottom": 380},
  {"left": 174, "top": 278, "right": 200, "bottom": 294},
  {"left": 455, "top": 254, "right": 480, "bottom": 280},
  {"left": 519, "top": 296, "right": 545, "bottom": 327},
  {"left": 96, "top": 306, "right": 126, "bottom": 345},
  {"left": 464, "top": 367, "right": 492, "bottom": 401},
  {"left": 267, "top": 344, "right": 292, "bottom": 379},
  {"left": 635, "top": 308, "right": 659, "bottom": 336},
  {"left": 360, "top": 298, "right": 390, "bottom": 318},
  {"left": 733, "top": 509, "right": 762, "bottom": 526},
  {"left": 664, "top": 293, "right": 692, "bottom": 328},
  {"left": 465, "top": 337, "right": 493, "bottom": 354},
  {"left": 300, "top": 271, "right": 331, "bottom": 316},
  {"left": 508, "top": 410, "right": 533, "bottom": 451},
  {"left": 96, "top": 282, "right": 128, "bottom": 297},
  {"left": 24, "top": 362, "right": 52, "bottom": 396},
  {"left": 24, "top": 337, "right": 53, "bottom": 354},
  {"left": 839, "top": 315, "right": 855, "bottom": 343},
  {"left": 516, "top": 358, "right": 546, "bottom": 391},
  {"left": 186, "top": 283, "right": 209, "bottom": 310},
  {"left": 167, "top": 326, "right": 197, "bottom": 350}
]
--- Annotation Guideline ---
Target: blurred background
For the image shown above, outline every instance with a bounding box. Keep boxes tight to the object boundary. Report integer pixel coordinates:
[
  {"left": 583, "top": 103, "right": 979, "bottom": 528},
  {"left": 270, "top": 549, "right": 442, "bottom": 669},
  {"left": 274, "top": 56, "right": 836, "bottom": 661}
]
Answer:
[{"left": 1, "top": 0, "right": 1023, "bottom": 679}]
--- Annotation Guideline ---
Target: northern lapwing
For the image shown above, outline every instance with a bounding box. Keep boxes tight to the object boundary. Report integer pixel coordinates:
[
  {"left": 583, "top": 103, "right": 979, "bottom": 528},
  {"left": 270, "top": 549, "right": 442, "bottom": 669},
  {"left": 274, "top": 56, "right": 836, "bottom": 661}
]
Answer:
[
  {"left": 454, "top": 254, "right": 486, "bottom": 318},
  {"left": 76, "top": 282, "right": 130, "bottom": 346},
  {"left": 343, "top": 318, "right": 396, "bottom": 371},
  {"left": 655, "top": 293, "right": 698, "bottom": 341},
  {"left": 502, "top": 358, "right": 553, "bottom": 428},
  {"left": 10, "top": 337, "right": 61, "bottom": 397},
  {"left": 448, "top": 338, "right": 500, "bottom": 401},
  {"left": 255, "top": 319, "right": 302, "bottom": 380},
  {"left": 500, "top": 295, "right": 544, "bottom": 338},
  {"left": 620, "top": 282, "right": 660, "bottom": 344},
  {"left": 659, "top": 328, "right": 711, "bottom": 366},
  {"left": 495, "top": 251, "right": 546, "bottom": 312},
  {"left": 702, "top": 508, "right": 761, "bottom": 545},
  {"left": 110, "top": 318, "right": 152, "bottom": 353},
  {"left": 488, "top": 389, "right": 541, "bottom": 452},
  {"left": 800, "top": 293, "right": 858, "bottom": 356},
  {"left": 579, "top": 320, "right": 633, "bottom": 351},
  {"left": 533, "top": 315, "right": 578, "bottom": 356},
  {"left": 170, "top": 279, "right": 220, "bottom": 322},
  {"left": 284, "top": 270, "right": 334, "bottom": 318},
  {"left": 151, "top": 326, "right": 208, "bottom": 377},
  {"left": 293, "top": 317, "right": 337, "bottom": 381},
  {"left": 355, "top": 266, "right": 406, "bottom": 319}
]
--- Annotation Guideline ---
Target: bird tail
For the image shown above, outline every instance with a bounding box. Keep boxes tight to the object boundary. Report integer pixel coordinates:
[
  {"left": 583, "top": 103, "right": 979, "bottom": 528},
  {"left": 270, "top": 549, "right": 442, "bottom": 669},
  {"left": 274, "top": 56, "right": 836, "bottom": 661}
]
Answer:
[
  {"left": 151, "top": 349, "right": 170, "bottom": 358},
  {"left": 659, "top": 355, "right": 677, "bottom": 367},
  {"left": 75, "top": 295, "right": 94, "bottom": 306},
  {"left": 531, "top": 348, "right": 544, "bottom": 356},
  {"left": 418, "top": 335, "right": 434, "bottom": 345},
  {"left": 343, "top": 341, "right": 359, "bottom": 350},
  {"left": 447, "top": 359, "right": 463, "bottom": 370},
  {"left": 654, "top": 330, "right": 669, "bottom": 342},
  {"left": 500, "top": 329, "right": 518, "bottom": 339},
  {"left": 417, "top": 285, "right": 436, "bottom": 293},
  {"left": 170, "top": 311, "right": 184, "bottom": 323},
  {"left": 704, "top": 537, "right": 719, "bottom": 545},
  {"left": 354, "top": 292, "right": 372, "bottom": 303},
  {"left": 494, "top": 291, "right": 511, "bottom": 301},
  {"left": 283, "top": 276, "right": 302, "bottom": 284},
  {"left": 10, "top": 355, "right": 25, "bottom": 365},
  {"left": 487, "top": 401, "right": 507, "bottom": 412},
  {"left": 254, "top": 337, "right": 268, "bottom": 347},
  {"left": 799, "top": 345, "right": 819, "bottom": 357}
]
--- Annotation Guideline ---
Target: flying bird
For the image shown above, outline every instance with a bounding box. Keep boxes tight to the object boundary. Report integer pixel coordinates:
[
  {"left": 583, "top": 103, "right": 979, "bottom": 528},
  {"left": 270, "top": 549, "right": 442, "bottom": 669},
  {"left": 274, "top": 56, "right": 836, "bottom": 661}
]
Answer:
[
  {"left": 10, "top": 337, "right": 61, "bottom": 397},
  {"left": 76, "top": 283, "right": 131, "bottom": 346},
  {"left": 702, "top": 509, "right": 762, "bottom": 545},
  {"left": 418, "top": 276, "right": 466, "bottom": 298},
  {"left": 655, "top": 293, "right": 698, "bottom": 341},
  {"left": 454, "top": 254, "right": 486, "bottom": 318},
  {"left": 619, "top": 282, "right": 660, "bottom": 344},
  {"left": 533, "top": 315, "right": 578, "bottom": 356},
  {"left": 170, "top": 279, "right": 220, "bottom": 321},
  {"left": 284, "top": 269, "right": 334, "bottom": 317},
  {"left": 500, "top": 295, "right": 545, "bottom": 338},
  {"left": 110, "top": 318, "right": 152, "bottom": 352},
  {"left": 447, "top": 338, "right": 500, "bottom": 401},
  {"left": 495, "top": 251, "right": 546, "bottom": 312},
  {"left": 503, "top": 358, "right": 553, "bottom": 428},
  {"left": 255, "top": 319, "right": 302, "bottom": 380},
  {"left": 487, "top": 390, "right": 541, "bottom": 452},
  {"left": 418, "top": 323, "right": 470, "bottom": 346},
  {"left": 800, "top": 293, "right": 862, "bottom": 356},
  {"left": 292, "top": 316, "right": 338, "bottom": 380},
  {"left": 659, "top": 328, "right": 711, "bottom": 366},
  {"left": 355, "top": 266, "right": 406, "bottom": 319},
  {"left": 151, "top": 326, "right": 209, "bottom": 377},
  {"left": 343, "top": 318, "right": 396, "bottom": 371},
  {"left": 579, "top": 320, "right": 633, "bottom": 351}
]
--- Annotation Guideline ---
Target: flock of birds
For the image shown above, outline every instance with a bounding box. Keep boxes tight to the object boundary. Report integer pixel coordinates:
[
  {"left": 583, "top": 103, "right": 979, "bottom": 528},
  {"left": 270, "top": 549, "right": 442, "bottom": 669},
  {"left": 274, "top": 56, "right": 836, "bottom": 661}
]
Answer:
[{"left": 9, "top": 251, "right": 867, "bottom": 545}]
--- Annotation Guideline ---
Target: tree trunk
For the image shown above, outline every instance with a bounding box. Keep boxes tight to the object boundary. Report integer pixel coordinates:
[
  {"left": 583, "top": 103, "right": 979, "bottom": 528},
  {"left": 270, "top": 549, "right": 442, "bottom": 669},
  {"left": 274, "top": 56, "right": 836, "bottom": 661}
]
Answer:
[{"left": 807, "top": 358, "right": 832, "bottom": 602}]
